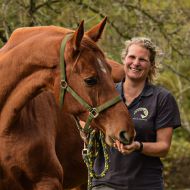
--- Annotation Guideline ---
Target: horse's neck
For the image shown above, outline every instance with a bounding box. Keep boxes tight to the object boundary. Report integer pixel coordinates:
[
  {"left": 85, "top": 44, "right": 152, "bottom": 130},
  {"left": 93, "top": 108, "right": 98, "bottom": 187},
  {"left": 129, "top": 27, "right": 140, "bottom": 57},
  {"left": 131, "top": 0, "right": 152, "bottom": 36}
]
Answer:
[
  {"left": 0, "top": 28, "right": 64, "bottom": 129},
  {"left": 0, "top": 64, "right": 55, "bottom": 131},
  {"left": 0, "top": 26, "right": 74, "bottom": 133},
  {"left": 0, "top": 91, "right": 59, "bottom": 135},
  {"left": 0, "top": 32, "right": 59, "bottom": 127}
]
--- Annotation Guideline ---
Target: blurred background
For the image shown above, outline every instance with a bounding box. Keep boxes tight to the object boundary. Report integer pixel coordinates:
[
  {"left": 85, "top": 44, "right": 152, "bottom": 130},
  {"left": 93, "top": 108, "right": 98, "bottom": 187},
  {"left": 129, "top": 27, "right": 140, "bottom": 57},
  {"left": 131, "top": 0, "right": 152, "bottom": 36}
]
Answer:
[{"left": 0, "top": 0, "right": 190, "bottom": 189}]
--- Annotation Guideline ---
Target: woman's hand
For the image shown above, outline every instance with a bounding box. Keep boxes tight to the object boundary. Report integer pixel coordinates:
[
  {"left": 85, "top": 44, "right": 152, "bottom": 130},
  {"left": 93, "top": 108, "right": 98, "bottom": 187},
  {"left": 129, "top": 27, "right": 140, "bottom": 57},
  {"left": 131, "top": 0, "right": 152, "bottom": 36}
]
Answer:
[{"left": 114, "top": 140, "right": 141, "bottom": 154}]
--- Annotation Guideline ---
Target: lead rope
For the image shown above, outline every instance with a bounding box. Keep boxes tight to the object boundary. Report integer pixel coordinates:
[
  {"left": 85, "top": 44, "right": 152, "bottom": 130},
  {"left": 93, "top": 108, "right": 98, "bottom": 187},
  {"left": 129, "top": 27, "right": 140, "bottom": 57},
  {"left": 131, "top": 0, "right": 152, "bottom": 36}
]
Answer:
[
  {"left": 84, "top": 130, "right": 109, "bottom": 190},
  {"left": 75, "top": 119, "right": 110, "bottom": 190}
]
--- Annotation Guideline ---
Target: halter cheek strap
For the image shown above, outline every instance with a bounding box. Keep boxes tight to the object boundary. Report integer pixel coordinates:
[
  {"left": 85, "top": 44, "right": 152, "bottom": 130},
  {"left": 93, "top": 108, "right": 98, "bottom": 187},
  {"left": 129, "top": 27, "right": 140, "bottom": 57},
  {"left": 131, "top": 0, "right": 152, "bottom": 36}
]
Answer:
[{"left": 59, "top": 33, "right": 73, "bottom": 107}]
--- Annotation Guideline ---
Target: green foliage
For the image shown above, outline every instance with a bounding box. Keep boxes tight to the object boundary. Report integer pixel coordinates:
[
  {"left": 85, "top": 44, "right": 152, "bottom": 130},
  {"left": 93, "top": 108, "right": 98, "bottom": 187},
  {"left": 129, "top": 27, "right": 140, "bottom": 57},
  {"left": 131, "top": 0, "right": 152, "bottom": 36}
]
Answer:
[
  {"left": 163, "top": 128, "right": 190, "bottom": 189},
  {"left": 0, "top": 1, "right": 190, "bottom": 187}
]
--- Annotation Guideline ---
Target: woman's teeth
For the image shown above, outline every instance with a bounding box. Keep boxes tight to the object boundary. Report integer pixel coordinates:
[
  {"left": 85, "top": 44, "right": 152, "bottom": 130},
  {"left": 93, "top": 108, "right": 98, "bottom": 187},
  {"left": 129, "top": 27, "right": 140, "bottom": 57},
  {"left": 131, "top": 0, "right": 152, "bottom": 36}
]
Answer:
[{"left": 130, "top": 67, "right": 141, "bottom": 71}]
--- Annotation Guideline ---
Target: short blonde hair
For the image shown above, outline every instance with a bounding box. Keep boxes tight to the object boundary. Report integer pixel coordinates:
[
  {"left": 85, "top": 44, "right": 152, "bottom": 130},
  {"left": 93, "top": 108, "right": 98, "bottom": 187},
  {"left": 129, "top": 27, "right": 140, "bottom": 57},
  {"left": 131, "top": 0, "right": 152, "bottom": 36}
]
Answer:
[{"left": 121, "top": 37, "right": 161, "bottom": 83}]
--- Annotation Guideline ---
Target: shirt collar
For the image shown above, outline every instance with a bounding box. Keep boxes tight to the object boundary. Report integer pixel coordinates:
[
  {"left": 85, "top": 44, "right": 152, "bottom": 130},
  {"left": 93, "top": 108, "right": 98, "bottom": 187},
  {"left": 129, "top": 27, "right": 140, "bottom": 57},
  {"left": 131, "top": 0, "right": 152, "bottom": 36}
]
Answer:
[
  {"left": 141, "top": 82, "right": 154, "bottom": 97},
  {"left": 116, "top": 79, "right": 154, "bottom": 101}
]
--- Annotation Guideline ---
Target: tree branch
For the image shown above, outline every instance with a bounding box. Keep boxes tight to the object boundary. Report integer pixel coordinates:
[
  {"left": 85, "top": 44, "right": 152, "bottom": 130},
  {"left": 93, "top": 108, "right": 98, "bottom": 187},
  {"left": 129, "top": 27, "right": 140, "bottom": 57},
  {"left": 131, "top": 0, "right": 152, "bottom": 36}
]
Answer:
[
  {"left": 115, "top": 0, "right": 189, "bottom": 57},
  {"left": 69, "top": 0, "right": 131, "bottom": 39},
  {"left": 162, "top": 63, "right": 190, "bottom": 83}
]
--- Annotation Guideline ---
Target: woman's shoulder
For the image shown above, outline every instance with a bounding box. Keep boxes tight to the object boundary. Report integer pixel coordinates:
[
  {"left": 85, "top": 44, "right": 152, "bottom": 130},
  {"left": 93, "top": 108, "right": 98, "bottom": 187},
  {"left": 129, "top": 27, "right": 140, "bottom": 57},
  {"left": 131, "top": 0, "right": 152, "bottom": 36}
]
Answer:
[
  {"left": 151, "top": 84, "right": 172, "bottom": 96},
  {"left": 150, "top": 84, "right": 176, "bottom": 103}
]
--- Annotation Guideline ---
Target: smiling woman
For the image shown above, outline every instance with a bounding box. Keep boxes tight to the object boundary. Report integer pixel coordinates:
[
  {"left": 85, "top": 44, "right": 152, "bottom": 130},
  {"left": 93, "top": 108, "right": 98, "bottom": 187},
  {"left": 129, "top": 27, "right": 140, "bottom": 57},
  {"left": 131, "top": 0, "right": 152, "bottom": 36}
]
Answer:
[
  {"left": 121, "top": 37, "right": 158, "bottom": 84},
  {"left": 123, "top": 44, "right": 151, "bottom": 83},
  {"left": 91, "top": 37, "right": 181, "bottom": 190}
]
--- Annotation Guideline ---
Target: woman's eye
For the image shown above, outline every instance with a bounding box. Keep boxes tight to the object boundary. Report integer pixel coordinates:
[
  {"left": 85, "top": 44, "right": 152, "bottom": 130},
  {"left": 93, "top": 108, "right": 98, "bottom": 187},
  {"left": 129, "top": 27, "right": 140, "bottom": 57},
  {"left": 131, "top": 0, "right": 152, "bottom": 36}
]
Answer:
[{"left": 84, "top": 77, "right": 97, "bottom": 86}]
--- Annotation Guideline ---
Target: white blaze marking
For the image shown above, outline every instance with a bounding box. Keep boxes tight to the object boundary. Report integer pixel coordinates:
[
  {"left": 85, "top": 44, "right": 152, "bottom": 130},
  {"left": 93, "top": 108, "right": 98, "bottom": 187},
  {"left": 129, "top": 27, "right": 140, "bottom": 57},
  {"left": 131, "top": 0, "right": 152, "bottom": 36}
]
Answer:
[{"left": 97, "top": 58, "right": 107, "bottom": 74}]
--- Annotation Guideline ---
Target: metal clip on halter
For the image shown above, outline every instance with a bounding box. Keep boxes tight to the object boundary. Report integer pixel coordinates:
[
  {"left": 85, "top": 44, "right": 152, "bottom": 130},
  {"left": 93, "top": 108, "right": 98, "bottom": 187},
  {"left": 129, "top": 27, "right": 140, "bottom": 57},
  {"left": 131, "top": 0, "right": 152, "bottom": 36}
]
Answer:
[
  {"left": 60, "top": 80, "right": 68, "bottom": 89},
  {"left": 89, "top": 108, "right": 99, "bottom": 118},
  {"left": 82, "top": 142, "right": 88, "bottom": 156}
]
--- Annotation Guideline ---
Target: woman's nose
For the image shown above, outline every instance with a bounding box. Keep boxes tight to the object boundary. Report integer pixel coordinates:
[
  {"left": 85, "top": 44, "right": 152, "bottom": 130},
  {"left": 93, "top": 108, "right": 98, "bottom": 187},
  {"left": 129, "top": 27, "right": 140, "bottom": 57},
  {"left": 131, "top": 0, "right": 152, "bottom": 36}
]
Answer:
[{"left": 133, "top": 58, "right": 140, "bottom": 66}]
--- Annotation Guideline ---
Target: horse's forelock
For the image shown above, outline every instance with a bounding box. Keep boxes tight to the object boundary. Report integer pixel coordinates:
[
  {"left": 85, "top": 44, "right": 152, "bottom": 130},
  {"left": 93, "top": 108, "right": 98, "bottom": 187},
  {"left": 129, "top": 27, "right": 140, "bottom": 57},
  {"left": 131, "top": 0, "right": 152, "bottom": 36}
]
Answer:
[
  {"left": 81, "top": 37, "right": 104, "bottom": 57},
  {"left": 65, "top": 36, "right": 106, "bottom": 74}
]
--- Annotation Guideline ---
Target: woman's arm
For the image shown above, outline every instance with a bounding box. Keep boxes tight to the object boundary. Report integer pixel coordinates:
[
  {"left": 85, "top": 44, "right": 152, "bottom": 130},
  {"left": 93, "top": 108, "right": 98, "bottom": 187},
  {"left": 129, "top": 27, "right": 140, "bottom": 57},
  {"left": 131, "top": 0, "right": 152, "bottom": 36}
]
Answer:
[{"left": 141, "top": 127, "right": 173, "bottom": 157}]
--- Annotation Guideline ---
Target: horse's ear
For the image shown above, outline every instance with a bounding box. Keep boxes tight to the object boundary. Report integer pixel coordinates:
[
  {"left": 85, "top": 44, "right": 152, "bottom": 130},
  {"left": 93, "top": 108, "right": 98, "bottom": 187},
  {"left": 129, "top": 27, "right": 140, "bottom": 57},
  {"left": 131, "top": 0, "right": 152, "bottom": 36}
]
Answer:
[
  {"left": 85, "top": 17, "right": 107, "bottom": 42},
  {"left": 71, "top": 20, "right": 84, "bottom": 51}
]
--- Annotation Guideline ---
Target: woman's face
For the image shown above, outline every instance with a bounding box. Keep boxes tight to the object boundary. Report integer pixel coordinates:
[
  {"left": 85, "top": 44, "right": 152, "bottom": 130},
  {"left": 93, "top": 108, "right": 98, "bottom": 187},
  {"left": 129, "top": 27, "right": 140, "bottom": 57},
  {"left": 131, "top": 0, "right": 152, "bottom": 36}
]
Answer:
[{"left": 124, "top": 44, "right": 152, "bottom": 82}]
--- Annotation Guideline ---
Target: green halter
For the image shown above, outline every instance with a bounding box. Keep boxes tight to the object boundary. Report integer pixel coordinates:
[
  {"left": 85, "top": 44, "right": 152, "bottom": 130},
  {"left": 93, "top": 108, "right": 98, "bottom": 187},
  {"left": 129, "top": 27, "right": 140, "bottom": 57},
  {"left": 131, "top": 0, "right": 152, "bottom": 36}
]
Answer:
[
  {"left": 59, "top": 33, "right": 122, "bottom": 133},
  {"left": 59, "top": 33, "right": 122, "bottom": 190}
]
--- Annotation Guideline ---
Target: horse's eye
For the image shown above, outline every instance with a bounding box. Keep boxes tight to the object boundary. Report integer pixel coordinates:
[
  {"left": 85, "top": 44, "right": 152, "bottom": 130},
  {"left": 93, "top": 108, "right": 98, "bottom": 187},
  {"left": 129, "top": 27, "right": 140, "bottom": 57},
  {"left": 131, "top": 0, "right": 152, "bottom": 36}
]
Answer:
[{"left": 84, "top": 77, "right": 97, "bottom": 86}]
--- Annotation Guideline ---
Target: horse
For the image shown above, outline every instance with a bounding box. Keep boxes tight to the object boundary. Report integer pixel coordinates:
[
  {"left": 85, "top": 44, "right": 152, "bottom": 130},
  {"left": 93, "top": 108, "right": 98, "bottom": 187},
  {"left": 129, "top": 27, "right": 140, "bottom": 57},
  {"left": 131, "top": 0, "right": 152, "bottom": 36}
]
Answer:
[{"left": 0, "top": 18, "right": 134, "bottom": 190}]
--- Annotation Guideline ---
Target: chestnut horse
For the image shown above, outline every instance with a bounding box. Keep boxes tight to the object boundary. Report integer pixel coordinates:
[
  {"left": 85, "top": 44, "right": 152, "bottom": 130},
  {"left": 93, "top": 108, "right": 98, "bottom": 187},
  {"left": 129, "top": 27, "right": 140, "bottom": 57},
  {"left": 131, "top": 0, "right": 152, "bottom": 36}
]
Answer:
[{"left": 0, "top": 18, "right": 134, "bottom": 190}]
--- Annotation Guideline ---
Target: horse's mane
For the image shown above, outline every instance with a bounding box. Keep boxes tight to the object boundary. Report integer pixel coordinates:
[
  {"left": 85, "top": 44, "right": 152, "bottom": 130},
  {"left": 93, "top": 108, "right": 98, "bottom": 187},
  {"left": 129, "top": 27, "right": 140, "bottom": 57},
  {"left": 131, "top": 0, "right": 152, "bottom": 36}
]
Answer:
[{"left": 0, "top": 26, "right": 71, "bottom": 53}]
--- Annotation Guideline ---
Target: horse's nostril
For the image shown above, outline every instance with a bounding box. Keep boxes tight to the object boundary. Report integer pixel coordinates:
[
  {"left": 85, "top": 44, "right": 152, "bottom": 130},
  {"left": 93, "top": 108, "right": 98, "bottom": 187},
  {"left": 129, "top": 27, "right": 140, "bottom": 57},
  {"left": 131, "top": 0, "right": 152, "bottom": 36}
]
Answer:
[{"left": 119, "top": 131, "right": 130, "bottom": 145}]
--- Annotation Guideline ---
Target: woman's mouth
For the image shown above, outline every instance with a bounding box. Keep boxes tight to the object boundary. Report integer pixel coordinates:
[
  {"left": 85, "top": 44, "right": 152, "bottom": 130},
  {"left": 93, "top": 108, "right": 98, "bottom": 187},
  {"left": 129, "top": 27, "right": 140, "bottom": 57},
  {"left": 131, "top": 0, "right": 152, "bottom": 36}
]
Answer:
[{"left": 129, "top": 67, "right": 142, "bottom": 72}]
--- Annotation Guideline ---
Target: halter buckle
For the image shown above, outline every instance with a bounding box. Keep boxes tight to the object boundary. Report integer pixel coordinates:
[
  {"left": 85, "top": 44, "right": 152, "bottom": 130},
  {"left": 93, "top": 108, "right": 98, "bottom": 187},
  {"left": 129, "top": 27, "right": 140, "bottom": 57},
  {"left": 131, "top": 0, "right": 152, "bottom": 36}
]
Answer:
[
  {"left": 89, "top": 108, "right": 99, "bottom": 118},
  {"left": 60, "top": 80, "right": 68, "bottom": 89}
]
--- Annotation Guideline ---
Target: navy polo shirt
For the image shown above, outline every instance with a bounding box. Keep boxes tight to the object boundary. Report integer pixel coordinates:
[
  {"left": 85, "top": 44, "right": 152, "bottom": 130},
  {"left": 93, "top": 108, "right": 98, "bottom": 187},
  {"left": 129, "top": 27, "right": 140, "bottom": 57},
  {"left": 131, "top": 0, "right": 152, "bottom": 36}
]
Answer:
[{"left": 93, "top": 81, "right": 181, "bottom": 190}]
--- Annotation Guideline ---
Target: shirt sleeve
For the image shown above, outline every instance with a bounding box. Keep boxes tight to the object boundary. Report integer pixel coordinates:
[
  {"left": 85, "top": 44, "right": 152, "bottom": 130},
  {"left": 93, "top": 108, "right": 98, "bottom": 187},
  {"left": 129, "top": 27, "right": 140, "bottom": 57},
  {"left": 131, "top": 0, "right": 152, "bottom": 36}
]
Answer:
[{"left": 155, "top": 91, "right": 181, "bottom": 130}]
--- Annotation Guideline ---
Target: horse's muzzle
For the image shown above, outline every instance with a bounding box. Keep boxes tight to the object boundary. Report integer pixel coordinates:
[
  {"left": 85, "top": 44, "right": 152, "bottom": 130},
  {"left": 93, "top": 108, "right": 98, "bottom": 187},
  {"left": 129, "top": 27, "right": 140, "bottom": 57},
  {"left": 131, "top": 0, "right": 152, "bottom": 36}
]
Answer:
[{"left": 119, "top": 131, "right": 134, "bottom": 145}]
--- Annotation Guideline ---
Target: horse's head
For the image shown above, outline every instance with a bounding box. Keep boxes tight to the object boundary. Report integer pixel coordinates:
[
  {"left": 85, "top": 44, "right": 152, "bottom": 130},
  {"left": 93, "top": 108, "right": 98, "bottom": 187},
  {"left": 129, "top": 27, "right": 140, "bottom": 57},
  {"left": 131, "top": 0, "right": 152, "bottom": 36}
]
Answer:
[
  {"left": 0, "top": 17, "right": 134, "bottom": 146},
  {"left": 56, "top": 18, "right": 135, "bottom": 146}
]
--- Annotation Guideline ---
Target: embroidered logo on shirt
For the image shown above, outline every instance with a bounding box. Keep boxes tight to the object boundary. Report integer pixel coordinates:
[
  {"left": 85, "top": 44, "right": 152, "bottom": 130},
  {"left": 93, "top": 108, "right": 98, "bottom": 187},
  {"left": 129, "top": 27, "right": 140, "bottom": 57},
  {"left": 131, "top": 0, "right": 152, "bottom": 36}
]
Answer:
[{"left": 133, "top": 107, "right": 149, "bottom": 120}]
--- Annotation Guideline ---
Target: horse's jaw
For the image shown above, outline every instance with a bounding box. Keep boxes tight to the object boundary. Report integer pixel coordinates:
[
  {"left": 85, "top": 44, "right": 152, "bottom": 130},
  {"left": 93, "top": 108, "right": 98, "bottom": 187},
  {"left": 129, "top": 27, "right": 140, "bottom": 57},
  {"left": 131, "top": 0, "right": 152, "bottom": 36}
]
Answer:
[{"left": 100, "top": 118, "right": 135, "bottom": 147}]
